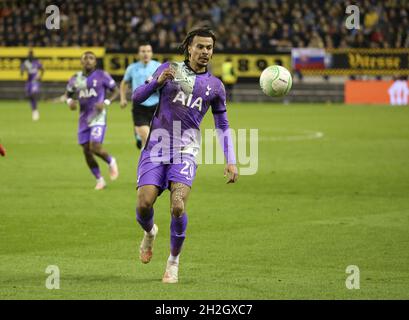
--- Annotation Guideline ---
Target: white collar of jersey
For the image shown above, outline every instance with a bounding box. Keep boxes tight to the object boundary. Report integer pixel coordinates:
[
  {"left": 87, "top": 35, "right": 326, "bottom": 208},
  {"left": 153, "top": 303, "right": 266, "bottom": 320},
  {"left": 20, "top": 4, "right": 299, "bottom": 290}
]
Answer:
[{"left": 184, "top": 60, "right": 208, "bottom": 75}]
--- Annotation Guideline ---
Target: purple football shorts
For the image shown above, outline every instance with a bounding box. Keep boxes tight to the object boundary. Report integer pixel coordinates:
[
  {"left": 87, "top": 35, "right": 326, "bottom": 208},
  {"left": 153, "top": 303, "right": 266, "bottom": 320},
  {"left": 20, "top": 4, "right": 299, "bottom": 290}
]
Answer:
[
  {"left": 78, "top": 125, "right": 106, "bottom": 145},
  {"left": 25, "top": 81, "right": 40, "bottom": 95},
  {"left": 137, "top": 149, "right": 198, "bottom": 193}
]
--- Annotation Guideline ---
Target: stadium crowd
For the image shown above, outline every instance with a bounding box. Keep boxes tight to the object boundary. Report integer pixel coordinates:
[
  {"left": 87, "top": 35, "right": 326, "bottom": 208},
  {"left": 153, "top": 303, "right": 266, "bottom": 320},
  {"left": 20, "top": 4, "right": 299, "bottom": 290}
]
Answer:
[{"left": 0, "top": 0, "right": 408, "bottom": 51}]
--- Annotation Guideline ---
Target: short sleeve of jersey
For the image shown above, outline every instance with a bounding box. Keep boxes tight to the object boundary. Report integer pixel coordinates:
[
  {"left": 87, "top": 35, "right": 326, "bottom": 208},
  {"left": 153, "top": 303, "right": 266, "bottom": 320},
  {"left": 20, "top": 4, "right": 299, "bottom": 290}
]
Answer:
[
  {"left": 123, "top": 65, "right": 133, "bottom": 82},
  {"left": 103, "top": 71, "right": 116, "bottom": 90},
  {"left": 211, "top": 80, "right": 227, "bottom": 114},
  {"left": 66, "top": 75, "right": 76, "bottom": 93}
]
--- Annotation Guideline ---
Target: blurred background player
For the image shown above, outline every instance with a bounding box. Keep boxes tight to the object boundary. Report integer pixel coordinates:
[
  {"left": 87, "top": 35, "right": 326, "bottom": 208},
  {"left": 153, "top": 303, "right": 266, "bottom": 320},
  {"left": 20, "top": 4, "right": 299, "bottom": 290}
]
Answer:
[
  {"left": 132, "top": 27, "right": 238, "bottom": 283},
  {"left": 65, "top": 51, "right": 120, "bottom": 190},
  {"left": 0, "top": 143, "right": 6, "bottom": 157},
  {"left": 120, "top": 43, "right": 161, "bottom": 149},
  {"left": 221, "top": 57, "right": 237, "bottom": 102},
  {"left": 20, "top": 49, "right": 44, "bottom": 121}
]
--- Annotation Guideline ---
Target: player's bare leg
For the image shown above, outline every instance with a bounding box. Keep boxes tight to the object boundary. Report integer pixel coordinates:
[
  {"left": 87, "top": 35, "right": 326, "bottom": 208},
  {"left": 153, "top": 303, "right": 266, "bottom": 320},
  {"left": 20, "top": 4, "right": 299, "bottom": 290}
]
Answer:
[
  {"left": 136, "top": 185, "right": 160, "bottom": 263},
  {"left": 29, "top": 93, "right": 39, "bottom": 121},
  {"left": 90, "top": 141, "right": 118, "bottom": 180},
  {"left": 135, "top": 125, "right": 150, "bottom": 149},
  {"left": 163, "top": 182, "right": 190, "bottom": 284},
  {"left": 81, "top": 143, "right": 105, "bottom": 190},
  {"left": 134, "top": 127, "right": 142, "bottom": 149}
]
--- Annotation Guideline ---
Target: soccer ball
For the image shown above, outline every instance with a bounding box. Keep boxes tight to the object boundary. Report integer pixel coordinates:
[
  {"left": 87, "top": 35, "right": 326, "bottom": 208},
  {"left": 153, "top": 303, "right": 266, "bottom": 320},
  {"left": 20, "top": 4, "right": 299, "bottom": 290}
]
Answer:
[{"left": 259, "top": 65, "right": 292, "bottom": 97}]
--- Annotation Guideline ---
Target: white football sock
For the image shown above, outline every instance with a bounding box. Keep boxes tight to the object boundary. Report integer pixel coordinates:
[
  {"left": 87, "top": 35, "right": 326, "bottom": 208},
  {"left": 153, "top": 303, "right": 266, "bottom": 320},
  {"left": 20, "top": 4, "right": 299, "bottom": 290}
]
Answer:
[
  {"left": 168, "top": 254, "right": 180, "bottom": 265},
  {"left": 147, "top": 226, "right": 156, "bottom": 237}
]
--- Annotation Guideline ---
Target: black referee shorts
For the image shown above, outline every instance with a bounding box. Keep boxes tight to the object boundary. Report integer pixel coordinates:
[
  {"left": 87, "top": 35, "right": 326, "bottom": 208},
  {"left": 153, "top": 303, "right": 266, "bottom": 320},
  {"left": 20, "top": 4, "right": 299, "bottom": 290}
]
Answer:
[{"left": 132, "top": 102, "right": 157, "bottom": 126}]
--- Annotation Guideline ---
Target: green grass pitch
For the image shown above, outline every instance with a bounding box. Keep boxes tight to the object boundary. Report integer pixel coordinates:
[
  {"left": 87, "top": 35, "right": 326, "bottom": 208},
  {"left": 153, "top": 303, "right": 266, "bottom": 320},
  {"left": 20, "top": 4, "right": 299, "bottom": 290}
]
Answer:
[{"left": 1, "top": 100, "right": 409, "bottom": 299}]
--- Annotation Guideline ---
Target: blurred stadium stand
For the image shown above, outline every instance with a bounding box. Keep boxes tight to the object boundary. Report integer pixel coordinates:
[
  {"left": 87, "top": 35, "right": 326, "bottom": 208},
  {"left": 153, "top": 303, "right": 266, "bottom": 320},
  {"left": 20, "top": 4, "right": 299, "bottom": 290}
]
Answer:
[{"left": 1, "top": 0, "right": 408, "bottom": 50}]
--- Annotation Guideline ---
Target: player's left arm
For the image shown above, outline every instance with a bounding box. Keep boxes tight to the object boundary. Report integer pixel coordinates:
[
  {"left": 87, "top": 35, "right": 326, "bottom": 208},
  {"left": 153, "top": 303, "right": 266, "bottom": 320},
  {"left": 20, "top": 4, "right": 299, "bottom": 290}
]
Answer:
[
  {"left": 104, "top": 86, "right": 119, "bottom": 106},
  {"left": 211, "top": 81, "right": 238, "bottom": 184},
  {"left": 96, "top": 72, "right": 119, "bottom": 112},
  {"left": 37, "top": 64, "right": 44, "bottom": 81}
]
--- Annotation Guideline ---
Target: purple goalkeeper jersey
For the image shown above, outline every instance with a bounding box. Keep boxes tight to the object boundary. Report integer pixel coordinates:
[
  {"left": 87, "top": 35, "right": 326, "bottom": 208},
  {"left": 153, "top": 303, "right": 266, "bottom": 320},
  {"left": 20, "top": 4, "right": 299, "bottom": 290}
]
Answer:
[
  {"left": 21, "top": 59, "right": 42, "bottom": 82},
  {"left": 132, "top": 61, "right": 236, "bottom": 164},
  {"left": 66, "top": 69, "right": 116, "bottom": 131}
]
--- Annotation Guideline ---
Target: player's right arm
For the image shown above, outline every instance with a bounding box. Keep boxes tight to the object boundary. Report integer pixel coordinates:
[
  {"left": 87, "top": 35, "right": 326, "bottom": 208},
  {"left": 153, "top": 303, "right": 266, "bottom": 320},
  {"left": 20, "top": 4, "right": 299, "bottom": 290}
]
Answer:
[
  {"left": 132, "top": 62, "right": 174, "bottom": 104},
  {"left": 120, "top": 80, "right": 129, "bottom": 109},
  {"left": 37, "top": 63, "right": 44, "bottom": 81},
  {"left": 65, "top": 75, "right": 77, "bottom": 111},
  {"left": 120, "top": 65, "right": 132, "bottom": 109}
]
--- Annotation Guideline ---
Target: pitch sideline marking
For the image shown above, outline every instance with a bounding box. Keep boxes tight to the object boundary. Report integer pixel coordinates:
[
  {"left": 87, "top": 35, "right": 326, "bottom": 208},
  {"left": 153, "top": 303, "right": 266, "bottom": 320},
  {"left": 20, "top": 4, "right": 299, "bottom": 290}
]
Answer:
[{"left": 258, "top": 130, "right": 324, "bottom": 142}]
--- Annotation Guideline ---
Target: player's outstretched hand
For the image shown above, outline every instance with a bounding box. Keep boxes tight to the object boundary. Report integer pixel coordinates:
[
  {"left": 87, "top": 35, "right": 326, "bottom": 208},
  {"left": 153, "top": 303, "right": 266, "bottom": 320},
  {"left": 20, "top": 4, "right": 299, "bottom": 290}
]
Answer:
[
  {"left": 157, "top": 67, "right": 175, "bottom": 85},
  {"left": 68, "top": 99, "right": 77, "bottom": 111},
  {"left": 120, "top": 99, "right": 128, "bottom": 109},
  {"left": 224, "top": 164, "right": 238, "bottom": 184}
]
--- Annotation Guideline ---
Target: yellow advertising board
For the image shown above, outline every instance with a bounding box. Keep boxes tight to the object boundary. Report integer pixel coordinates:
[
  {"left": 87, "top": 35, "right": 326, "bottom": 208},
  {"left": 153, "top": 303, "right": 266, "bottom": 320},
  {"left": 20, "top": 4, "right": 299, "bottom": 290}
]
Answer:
[
  {"left": 211, "top": 54, "right": 291, "bottom": 77},
  {"left": 0, "top": 47, "right": 105, "bottom": 81},
  {"left": 104, "top": 53, "right": 291, "bottom": 78},
  {"left": 0, "top": 48, "right": 290, "bottom": 80}
]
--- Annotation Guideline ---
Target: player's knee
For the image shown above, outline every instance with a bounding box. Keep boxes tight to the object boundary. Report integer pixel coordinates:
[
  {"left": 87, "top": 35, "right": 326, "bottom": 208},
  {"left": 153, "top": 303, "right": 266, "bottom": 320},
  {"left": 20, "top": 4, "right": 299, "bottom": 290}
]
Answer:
[
  {"left": 82, "top": 145, "right": 92, "bottom": 156},
  {"left": 89, "top": 143, "right": 100, "bottom": 154},
  {"left": 137, "top": 194, "right": 154, "bottom": 214},
  {"left": 171, "top": 202, "right": 184, "bottom": 218}
]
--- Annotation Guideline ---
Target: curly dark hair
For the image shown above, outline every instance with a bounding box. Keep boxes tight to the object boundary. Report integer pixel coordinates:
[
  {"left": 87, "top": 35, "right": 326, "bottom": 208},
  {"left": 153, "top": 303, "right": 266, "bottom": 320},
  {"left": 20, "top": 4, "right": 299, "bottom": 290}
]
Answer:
[
  {"left": 81, "top": 51, "right": 96, "bottom": 59},
  {"left": 180, "top": 27, "right": 216, "bottom": 60}
]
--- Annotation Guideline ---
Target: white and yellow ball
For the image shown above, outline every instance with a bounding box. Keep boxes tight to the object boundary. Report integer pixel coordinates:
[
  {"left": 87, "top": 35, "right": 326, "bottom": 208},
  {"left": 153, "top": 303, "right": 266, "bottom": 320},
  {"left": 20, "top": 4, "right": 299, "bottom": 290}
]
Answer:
[{"left": 259, "top": 65, "right": 292, "bottom": 97}]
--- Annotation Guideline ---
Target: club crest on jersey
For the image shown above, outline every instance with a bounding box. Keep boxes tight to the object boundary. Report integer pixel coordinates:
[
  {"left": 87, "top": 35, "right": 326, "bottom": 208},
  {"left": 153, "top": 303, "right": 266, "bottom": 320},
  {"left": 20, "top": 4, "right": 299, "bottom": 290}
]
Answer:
[
  {"left": 172, "top": 90, "right": 202, "bottom": 111},
  {"left": 205, "top": 85, "right": 211, "bottom": 96},
  {"left": 79, "top": 88, "right": 98, "bottom": 98}
]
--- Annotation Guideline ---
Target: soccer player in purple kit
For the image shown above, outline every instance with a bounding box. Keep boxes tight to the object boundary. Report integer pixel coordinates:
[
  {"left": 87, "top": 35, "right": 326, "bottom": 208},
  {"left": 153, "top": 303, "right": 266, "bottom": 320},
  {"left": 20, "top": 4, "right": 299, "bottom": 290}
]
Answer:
[
  {"left": 65, "top": 51, "right": 120, "bottom": 190},
  {"left": 132, "top": 28, "right": 239, "bottom": 283},
  {"left": 20, "top": 50, "right": 44, "bottom": 121}
]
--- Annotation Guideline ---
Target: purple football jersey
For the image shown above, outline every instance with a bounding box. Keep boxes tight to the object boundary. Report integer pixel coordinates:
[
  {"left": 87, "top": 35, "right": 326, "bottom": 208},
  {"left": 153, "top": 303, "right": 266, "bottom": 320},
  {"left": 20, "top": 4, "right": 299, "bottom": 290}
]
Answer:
[
  {"left": 21, "top": 59, "right": 42, "bottom": 82},
  {"left": 67, "top": 69, "right": 116, "bottom": 132},
  {"left": 132, "top": 61, "right": 236, "bottom": 164}
]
